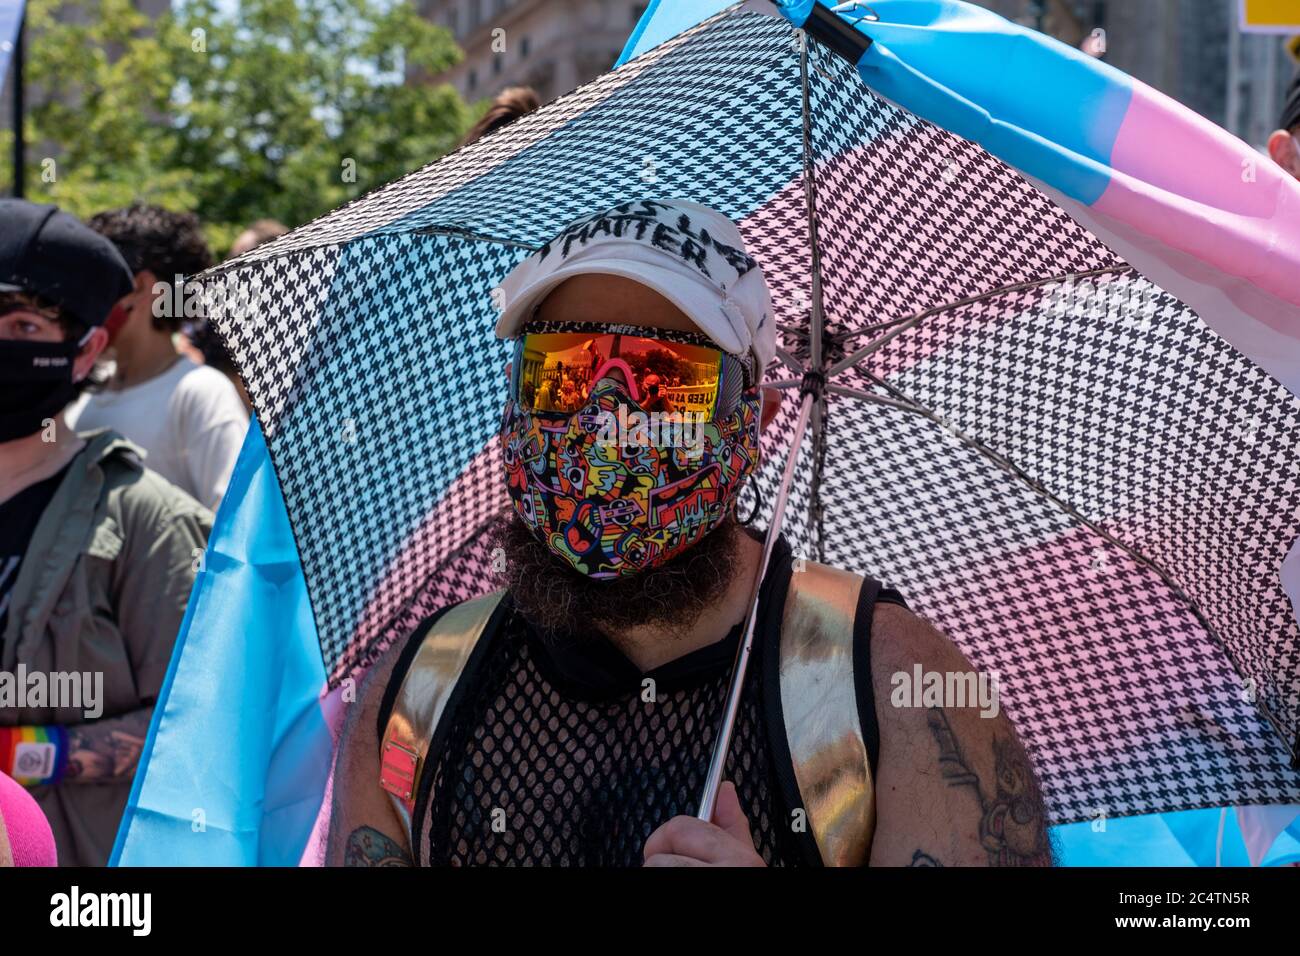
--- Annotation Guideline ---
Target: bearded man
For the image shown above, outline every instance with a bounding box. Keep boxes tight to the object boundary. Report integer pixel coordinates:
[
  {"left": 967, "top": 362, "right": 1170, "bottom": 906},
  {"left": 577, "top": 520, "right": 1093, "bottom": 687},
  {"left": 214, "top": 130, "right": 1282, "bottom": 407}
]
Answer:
[{"left": 328, "top": 198, "right": 1053, "bottom": 868}]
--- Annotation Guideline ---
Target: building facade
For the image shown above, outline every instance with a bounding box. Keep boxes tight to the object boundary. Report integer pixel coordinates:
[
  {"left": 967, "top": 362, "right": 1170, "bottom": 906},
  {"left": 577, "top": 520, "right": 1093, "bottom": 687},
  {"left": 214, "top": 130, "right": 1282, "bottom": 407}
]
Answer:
[
  {"left": 1101, "top": 0, "right": 1294, "bottom": 148},
  {"left": 979, "top": 0, "right": 1093, "bottom": 46},
  {"left": 417, "top": 0, "right": 648, "bottom": 104},
  {"left": 422, "top": 0, "right": 1092, "bottom": 104},
  {"left": 415, "top": 0, "right": 1297, "bottom": 148}
]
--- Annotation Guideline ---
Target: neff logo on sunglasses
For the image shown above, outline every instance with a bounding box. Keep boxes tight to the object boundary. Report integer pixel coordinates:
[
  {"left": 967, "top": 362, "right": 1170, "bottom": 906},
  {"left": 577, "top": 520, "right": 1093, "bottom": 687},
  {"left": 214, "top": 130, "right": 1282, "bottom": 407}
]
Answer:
[{"left": 538, "top": 199, "right": 757, "bottom": 282}]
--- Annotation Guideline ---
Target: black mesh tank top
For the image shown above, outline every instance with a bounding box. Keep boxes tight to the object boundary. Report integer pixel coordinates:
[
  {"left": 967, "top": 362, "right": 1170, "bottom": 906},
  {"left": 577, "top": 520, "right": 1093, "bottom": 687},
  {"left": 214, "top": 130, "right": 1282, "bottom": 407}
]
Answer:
[{"left": 379, "top": 535, "right": 907, "bottom": 867}]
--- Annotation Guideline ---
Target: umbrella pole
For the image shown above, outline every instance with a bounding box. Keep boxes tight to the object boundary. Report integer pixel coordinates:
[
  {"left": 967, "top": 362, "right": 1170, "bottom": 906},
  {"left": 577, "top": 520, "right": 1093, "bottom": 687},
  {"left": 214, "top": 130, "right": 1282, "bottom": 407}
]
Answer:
[
  {"left": 799, "top": 25, "right": 829, "bottom": 563},
  {"left": 695, "top": 20, "right": 836, "bottom": 822},
  {"left": 696, "top": 387, "right": 815, "bottom": 821}
]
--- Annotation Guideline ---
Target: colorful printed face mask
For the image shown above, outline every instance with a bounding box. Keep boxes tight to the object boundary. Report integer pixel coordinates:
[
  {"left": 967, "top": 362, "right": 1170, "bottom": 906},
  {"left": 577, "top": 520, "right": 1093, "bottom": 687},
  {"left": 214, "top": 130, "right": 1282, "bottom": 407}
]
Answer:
[{"left": 501, "top": 327, "right": 762, "bottom": 579}]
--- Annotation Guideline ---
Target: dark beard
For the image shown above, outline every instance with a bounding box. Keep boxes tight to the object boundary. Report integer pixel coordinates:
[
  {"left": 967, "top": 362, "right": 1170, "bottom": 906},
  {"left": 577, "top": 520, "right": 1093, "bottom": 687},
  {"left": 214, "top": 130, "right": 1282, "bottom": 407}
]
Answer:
[{"left": 491, "top": 511, "right": 745, "bottom": 640}]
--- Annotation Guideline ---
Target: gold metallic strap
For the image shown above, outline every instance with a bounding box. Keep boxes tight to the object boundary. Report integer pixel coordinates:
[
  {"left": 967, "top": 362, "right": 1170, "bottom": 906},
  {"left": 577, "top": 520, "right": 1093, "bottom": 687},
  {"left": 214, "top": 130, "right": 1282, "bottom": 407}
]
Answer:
[
  {"left": 779, "top": 561, "right": 875, "bottom": 866},
  {"left": 380, "top": 590, "right": 506, "bottom": 841}
]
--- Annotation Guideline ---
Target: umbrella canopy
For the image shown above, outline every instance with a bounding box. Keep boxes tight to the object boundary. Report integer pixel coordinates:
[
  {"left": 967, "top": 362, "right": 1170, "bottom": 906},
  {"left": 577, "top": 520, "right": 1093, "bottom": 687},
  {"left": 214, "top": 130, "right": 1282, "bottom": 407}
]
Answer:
[{"left": 117, "top": 0, "right": 1300, "bottom": 864}]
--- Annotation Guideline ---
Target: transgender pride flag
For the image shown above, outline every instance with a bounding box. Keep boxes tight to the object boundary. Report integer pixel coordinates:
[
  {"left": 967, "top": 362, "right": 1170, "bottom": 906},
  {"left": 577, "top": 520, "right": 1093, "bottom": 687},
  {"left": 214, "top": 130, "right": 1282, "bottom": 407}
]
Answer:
[
  {"left": 114, "top": 0, "right": 1300, "bottom": 867},
  {"left": 775, "top": 0, "right": 1300, "bottom": 394}
]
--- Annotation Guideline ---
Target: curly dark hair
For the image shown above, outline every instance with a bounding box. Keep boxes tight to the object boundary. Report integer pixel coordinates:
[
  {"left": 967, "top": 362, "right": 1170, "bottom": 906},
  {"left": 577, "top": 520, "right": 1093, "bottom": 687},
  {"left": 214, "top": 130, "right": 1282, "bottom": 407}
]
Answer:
[
  {"left": 0, "top": 290, "right": 108, "bottom": 399},
  {"left": 87, "top": 203, "right": 214, "bottom": 333}
]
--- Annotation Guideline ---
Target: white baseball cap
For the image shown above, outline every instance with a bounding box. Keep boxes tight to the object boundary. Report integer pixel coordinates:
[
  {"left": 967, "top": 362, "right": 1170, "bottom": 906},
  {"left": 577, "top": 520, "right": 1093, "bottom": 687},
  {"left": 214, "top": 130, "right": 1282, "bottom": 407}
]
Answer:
[{"left": 494, "top": 198, "right": 775, "bottom": 374}]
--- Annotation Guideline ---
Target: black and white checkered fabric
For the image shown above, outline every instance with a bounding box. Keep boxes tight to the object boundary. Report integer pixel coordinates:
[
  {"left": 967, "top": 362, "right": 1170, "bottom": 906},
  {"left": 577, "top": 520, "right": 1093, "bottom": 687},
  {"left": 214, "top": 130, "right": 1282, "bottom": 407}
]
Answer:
[{"left": 200, "top": 2, "right": 1300, "bottom": 823}]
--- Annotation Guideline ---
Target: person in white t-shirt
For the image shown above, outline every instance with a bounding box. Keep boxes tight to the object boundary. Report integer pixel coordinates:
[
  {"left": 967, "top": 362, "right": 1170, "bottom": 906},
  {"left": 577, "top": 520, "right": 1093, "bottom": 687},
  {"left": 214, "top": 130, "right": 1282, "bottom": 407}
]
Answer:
[{"left": 66, "top": 204, "right": 247, "bottom": 511}]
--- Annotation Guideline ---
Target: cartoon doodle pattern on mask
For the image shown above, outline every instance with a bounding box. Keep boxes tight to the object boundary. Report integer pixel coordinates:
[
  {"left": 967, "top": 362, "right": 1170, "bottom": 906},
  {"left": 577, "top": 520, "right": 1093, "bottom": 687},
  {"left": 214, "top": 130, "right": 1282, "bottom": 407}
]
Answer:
[{"left": 501, "top": 379, "right": 761, "bottom": 578}]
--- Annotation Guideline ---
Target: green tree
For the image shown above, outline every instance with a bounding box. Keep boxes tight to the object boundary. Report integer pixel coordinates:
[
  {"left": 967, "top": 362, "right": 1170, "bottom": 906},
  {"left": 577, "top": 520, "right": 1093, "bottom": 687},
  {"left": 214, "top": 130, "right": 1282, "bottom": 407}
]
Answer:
[{"left": 3, "top": 0, "right": 476, "bottom": 255}]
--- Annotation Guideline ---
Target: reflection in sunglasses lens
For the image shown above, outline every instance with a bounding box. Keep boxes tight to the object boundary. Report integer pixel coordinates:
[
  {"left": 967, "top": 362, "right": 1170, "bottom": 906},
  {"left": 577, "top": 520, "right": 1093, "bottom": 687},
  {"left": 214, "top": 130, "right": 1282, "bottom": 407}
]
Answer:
[{"left": 519, "top": 332, "right": 722, "bottom": 418}]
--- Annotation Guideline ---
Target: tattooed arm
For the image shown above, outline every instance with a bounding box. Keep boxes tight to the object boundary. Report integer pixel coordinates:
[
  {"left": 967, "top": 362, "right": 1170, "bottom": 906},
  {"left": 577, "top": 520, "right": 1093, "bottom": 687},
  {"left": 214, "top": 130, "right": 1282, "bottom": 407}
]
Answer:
[
  {"left": 59, "top": 706, "right": 153, "bottom": 784},
  {"left": 326, "top": 640, "right": 413, "bottom": 867},
  {"left": 867, "top": 604, "right": 1054, "bottom": 867}
]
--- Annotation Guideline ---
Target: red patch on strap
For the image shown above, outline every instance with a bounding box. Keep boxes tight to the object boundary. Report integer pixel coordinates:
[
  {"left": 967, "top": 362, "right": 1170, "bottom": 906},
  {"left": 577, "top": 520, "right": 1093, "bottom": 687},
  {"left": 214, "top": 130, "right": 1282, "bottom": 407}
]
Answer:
[{"left": 380, "top": 741, "right": 419, "bottom": 806}]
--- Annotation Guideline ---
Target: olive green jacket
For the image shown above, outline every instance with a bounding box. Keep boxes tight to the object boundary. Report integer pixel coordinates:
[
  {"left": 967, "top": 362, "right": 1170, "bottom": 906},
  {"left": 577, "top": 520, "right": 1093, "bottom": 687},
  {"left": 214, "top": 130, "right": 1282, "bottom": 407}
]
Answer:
[{"left": 0, "top": 430, "right": 212, "bottom": 865}]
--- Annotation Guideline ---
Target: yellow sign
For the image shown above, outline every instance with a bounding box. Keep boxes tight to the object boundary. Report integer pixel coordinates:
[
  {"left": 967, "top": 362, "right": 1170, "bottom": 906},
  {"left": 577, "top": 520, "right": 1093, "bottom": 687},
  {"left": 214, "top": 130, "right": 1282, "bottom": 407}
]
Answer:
[
  {"left": 664, "top": 384, "right": 717, "bottom": 411},
  {"left": 1240, "top": 0, "right": 1300, "bottom": 33}
]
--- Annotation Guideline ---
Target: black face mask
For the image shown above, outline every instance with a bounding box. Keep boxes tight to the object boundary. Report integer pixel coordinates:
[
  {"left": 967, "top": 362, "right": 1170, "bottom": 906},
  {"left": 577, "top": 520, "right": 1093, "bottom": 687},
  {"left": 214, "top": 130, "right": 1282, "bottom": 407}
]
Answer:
[{"left": 0, "top": 337, "right": 84, "bottom": 443}]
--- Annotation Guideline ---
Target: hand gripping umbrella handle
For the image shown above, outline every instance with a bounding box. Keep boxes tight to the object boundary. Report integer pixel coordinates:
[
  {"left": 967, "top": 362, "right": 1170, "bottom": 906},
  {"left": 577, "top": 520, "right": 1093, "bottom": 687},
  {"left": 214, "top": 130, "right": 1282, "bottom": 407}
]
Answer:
[{"left": 697, "top": 389, "right": 816, "bottom": 821}]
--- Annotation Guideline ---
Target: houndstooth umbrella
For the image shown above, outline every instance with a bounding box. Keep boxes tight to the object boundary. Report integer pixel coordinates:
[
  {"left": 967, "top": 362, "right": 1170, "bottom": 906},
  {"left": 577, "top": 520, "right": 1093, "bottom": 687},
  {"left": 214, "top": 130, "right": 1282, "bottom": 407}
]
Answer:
[{"left": 194, "top": 0, "right": 1300, "bottom": 830}]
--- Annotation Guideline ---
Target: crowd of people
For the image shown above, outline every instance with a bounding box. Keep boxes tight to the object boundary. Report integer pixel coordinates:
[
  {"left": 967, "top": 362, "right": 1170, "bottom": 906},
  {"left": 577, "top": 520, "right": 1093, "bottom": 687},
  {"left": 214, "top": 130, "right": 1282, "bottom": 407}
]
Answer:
[
  {"left": 0, "top": 85, "right": 542, "bottom": 868},
  {"left": 0, "top": 198, "right": 278, "bottom": 865},
  {"left": 1, "top": 70, "right": 1299, "bottom": 869}
]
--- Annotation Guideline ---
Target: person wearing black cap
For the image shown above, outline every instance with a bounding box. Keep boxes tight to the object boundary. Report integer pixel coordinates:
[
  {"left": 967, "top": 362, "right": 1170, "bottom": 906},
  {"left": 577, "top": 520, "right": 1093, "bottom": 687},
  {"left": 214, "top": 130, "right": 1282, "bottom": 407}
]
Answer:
[
  {"left": 0, "top": 199, "right": 212, "bottom": 866},
  {"left": 1267, "top": 70, "right": 1300, "bottom": 180}
]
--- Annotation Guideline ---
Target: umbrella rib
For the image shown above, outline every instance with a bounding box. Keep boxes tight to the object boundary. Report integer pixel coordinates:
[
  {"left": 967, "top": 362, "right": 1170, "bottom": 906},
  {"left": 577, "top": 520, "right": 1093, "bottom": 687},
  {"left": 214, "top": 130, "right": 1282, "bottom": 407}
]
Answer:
[
  {"left": 826, "top": 264, "right": 1137, "bottom": 378},
  {"left": 774, "top": 346, "right": 807, "bottom": 377},
  {"left": 777, "top": 379, "right": 922, "bottom": 416},
  {"left": 408, "top": 225, "right": 542, "bottom": 249},
  {"left": 826, "top": 382, "right": 927, "bottom": 414},
  {"left": 195, "top": 227, "right": 542, "bottom": 287},
  {"left": 850, "top": 367, "right": 1294, "bottom": 759}
]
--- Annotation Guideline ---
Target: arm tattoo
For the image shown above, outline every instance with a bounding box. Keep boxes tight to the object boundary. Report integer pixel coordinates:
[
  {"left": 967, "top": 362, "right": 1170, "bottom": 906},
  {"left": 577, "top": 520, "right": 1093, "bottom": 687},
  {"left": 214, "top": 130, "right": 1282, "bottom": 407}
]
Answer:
[
  {"left": 925, "top": 707, "right": 1053, "bottom": 866},
  {"left": 62, "top": 707, "right": 152, "bottom": 783},
  {"left": 908, "top": 850, "right": 943, "bottom": 867},
  {"left": 345, "top": 826, "right": 411, "bottom": 867}
]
